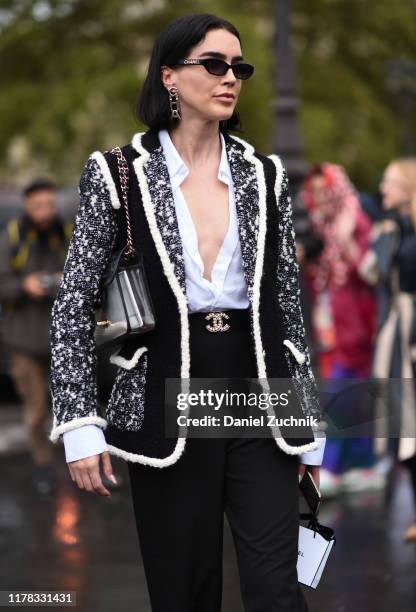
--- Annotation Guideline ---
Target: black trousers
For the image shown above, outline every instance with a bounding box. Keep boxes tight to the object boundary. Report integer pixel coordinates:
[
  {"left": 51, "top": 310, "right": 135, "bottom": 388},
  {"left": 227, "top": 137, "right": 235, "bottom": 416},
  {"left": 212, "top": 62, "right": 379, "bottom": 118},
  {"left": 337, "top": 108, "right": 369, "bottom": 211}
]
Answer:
[
  {"left": 127, "top": 309, "right": 307, "bottom": 612},
  {"left": 402, "top": 454, "right": 416, "bottom": 508}
]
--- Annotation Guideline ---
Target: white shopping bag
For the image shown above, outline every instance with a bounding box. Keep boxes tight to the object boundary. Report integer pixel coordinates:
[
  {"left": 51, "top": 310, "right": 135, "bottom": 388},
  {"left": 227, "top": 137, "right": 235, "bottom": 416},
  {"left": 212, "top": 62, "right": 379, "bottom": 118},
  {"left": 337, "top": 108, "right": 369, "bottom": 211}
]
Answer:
[{"left": 297, "top": 523, "right": 335, "bottom": 589}]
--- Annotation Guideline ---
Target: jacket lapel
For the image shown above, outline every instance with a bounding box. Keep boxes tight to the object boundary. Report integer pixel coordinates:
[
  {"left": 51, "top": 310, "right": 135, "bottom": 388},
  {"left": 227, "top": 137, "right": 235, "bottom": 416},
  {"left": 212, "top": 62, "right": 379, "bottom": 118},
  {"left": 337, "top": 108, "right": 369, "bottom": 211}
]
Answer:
[
  {"left": 222, "top": 132, "right": 260, "bottom": 304},
  {"left": 131, "top": 128, "right": 262, "bottom": 304},
  {"left": 131, "top": 129, "right": 187, "bottom": 295}
]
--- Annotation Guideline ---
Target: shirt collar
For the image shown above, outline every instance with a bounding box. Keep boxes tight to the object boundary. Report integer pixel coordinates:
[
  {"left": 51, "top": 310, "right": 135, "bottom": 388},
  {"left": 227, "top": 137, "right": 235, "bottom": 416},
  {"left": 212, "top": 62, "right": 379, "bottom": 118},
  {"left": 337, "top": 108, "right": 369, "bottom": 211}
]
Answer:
[{"left": 158, "top": 128, "right": 232, "bottom": 190}]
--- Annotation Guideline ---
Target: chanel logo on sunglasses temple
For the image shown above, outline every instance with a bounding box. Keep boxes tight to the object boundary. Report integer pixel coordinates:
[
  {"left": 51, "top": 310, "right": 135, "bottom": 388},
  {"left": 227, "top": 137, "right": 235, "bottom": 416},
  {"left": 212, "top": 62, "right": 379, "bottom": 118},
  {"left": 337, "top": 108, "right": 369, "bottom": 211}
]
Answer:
[{"left": 173, "top": 58, "right": 254, "bottom": 80}]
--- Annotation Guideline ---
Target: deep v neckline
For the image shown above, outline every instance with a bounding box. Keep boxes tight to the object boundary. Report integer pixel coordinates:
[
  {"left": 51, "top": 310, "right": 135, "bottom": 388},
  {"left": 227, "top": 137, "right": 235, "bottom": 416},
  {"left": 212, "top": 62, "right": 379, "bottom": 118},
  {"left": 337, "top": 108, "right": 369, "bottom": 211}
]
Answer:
[
  {"left": 178, "top": 184, "right": 235, "bottom": 285},
  {"left": 156, "top": 127, "right": 240, "bottom": 290}
]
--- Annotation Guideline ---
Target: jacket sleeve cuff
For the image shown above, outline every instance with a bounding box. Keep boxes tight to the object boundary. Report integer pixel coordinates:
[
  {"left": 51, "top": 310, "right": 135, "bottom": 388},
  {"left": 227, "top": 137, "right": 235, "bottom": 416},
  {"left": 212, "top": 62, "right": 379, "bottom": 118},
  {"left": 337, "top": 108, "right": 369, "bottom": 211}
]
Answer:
[
  {"left": 63, "top": 424, "right": 108, "bottom": 463},
  {"left": 48, "top": 415, "right": 107, "bottom": 443}
]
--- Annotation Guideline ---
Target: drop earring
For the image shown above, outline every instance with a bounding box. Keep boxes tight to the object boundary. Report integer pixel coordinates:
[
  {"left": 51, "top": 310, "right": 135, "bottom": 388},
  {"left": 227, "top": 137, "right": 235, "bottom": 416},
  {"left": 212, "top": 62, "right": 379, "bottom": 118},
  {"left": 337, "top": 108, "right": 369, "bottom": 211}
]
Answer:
[{"left": 168, "top": 87, "right": 181, "bottom": 120}]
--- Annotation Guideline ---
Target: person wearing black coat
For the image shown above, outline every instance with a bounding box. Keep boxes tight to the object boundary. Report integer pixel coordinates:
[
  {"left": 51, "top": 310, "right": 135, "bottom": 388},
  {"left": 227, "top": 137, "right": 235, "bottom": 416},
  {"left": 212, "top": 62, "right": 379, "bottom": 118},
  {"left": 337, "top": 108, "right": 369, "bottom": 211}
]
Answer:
[{"left": 49, "top": 14, "right": 325, "bottom": 612}]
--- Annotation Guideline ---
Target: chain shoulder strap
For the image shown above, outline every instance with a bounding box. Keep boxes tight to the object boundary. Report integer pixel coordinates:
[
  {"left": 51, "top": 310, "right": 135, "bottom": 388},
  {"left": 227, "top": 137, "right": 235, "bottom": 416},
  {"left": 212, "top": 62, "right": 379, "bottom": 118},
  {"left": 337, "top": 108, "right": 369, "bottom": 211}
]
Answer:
[{"left": 107, "top": 146, "right": 136, "bottom": 259}]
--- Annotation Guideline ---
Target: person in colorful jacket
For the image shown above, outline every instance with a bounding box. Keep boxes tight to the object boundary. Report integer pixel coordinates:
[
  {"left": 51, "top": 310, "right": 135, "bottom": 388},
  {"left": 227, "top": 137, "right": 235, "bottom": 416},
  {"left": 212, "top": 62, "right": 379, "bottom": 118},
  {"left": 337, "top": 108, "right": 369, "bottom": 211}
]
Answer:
[{"left": 301, "top": 163, "right": 379, "bottom": 496}]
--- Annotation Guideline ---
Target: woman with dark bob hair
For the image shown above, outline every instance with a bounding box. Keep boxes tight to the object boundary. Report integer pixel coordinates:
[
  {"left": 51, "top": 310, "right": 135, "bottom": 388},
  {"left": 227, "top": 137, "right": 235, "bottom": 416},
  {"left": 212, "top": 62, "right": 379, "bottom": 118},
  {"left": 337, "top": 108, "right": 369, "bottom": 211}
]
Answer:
[{"left": 49, "top": 12, "right": 325, "bottom": 612}]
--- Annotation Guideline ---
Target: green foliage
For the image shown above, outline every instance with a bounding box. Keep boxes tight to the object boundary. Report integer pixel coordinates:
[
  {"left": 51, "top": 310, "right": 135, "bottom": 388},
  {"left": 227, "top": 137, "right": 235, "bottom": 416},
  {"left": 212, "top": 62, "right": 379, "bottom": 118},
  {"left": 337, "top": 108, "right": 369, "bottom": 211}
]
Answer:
[
  {"left": 293, "top": 0, "right": 416, "bottom": 188},
  {"left": 0, "top": 0, "right": 415, "bottom": 190}
]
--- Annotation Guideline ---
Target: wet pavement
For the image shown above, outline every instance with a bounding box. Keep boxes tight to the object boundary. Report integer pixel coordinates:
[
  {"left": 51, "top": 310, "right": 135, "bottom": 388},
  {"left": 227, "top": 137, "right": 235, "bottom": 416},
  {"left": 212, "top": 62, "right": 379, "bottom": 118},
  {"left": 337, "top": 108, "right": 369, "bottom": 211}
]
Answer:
[{"left": 1, "top": 407, "right": 416, "bottom": 611}]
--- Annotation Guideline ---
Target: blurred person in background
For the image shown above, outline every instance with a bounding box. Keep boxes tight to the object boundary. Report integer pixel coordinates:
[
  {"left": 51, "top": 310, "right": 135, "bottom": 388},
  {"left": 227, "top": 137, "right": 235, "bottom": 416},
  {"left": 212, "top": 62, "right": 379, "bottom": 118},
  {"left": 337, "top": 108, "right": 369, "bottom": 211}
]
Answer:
[
  {"left": 293, "top": 202, "right": 324, "bottom": 372},
  {"left": 364, "top": 158, "right": 416, "bottom": 542},
  {"left": 0, "top": 179, "right": 72, "bottom": 494},
  {"left": 301, "top": 163, "right": 380, "bottom": 496}
]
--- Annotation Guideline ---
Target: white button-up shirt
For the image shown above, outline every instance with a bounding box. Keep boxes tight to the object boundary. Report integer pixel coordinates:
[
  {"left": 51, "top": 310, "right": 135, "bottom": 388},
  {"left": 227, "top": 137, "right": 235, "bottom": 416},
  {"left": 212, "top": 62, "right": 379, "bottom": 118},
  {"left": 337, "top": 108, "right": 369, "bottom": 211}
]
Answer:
[
  {"left": 157, "top": 128, "right": 250, "bottom": 312},
  {"left": 63, "top": 129, "right": 325, "bottom": 466}
]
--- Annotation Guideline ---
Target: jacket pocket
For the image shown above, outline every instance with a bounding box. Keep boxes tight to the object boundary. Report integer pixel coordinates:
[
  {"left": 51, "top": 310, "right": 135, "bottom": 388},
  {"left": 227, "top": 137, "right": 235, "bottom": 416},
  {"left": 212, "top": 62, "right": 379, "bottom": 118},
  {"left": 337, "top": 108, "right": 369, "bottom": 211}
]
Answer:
[
  {"left": 106, "top": 346, "right": 148, "bottom": 431},
  {"left": 283, "top": 339, "right": 306, "bottom": 365}
]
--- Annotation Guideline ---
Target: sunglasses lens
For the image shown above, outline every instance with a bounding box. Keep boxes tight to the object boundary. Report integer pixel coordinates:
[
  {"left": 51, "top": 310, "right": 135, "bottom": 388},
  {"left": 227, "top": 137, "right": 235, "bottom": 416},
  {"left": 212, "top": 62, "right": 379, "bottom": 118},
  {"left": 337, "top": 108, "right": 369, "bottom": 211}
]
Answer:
[
  {"left": 202, "top": 59, "right": 254, "bottom": 79},
  {"left": 233, "top": 64, "right": 254, "bottom": 80},
  {"left": 205, "top": 59, "right": 228, "bottom": 76}
]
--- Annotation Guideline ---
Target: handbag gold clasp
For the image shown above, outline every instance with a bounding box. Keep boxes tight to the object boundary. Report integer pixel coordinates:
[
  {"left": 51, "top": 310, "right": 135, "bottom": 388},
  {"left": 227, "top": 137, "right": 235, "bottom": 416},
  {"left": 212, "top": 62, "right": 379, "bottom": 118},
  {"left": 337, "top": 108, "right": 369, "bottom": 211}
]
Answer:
[{"left": 97, "top": 320, "right": 111, "bottom": 327}]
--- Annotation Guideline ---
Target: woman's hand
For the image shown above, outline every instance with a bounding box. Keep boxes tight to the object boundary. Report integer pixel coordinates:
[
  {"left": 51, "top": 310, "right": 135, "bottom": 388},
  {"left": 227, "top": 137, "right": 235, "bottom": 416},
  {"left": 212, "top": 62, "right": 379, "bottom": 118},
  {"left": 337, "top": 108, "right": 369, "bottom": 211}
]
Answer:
[
  {"left": 68, "top": 451, "right": 116, "bottom": 497},
  {"left": 298, "top": 464, "right": 320, "bottom": 489}
]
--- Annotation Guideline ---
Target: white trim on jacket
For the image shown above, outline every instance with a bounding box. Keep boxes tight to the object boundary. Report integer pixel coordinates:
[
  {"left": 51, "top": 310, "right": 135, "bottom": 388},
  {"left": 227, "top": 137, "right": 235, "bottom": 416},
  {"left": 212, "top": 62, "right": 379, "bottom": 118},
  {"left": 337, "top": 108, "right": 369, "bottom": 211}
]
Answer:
[
  {"left": 90, "top": 151, "right": 121, "bottom": 210},
  {"left": 103, "top": 132, "right": 190, "bottom": 467},
  {"left": 56, "top": 133, "right": 322, "bottom": 462}
]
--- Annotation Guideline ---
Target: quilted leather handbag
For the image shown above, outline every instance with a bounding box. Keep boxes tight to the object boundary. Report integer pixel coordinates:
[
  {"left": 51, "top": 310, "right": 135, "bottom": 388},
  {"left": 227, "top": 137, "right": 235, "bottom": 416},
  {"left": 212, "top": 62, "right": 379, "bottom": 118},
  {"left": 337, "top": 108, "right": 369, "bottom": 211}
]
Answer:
[{"left": 94, "top": 147, "right": 156, "bottom": 347}]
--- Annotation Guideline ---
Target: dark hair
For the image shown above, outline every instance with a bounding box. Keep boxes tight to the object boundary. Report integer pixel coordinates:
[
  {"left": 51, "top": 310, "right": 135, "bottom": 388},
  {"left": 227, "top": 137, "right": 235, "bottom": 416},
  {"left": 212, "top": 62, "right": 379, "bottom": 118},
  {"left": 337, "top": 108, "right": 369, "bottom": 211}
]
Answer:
[
  {"left": 137, "top": 13, "right": 243, "bottom": 133},
  {"left": 308, "top": 164, "right": 325, "bottom": 178},
  {"left": 23, "top": 178, "right": 56, "bottom": 198}
]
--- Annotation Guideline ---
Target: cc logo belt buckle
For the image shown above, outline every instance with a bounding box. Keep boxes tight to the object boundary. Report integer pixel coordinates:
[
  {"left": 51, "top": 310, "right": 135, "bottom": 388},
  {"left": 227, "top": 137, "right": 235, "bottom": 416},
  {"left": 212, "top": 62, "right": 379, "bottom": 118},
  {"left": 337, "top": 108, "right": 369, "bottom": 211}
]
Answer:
[{"left": 205, "top": 311, "right": 230, "bottom": 332}]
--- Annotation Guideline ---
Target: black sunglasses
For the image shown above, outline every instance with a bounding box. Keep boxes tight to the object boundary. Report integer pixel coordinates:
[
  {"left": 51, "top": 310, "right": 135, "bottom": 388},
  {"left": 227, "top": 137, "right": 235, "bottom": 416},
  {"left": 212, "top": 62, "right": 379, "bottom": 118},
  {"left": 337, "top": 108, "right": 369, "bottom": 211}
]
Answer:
[{"left": 173, "top": 58, "right": 254, "bottom": 80}]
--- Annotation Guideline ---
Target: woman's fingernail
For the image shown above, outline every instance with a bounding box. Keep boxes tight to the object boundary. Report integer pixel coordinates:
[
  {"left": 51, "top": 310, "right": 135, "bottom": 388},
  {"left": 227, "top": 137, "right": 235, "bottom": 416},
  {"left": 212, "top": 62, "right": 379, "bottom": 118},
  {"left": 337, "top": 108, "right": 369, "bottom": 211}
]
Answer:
[{"left": 110, "top": 474, "right": 117, "bottom": 484}]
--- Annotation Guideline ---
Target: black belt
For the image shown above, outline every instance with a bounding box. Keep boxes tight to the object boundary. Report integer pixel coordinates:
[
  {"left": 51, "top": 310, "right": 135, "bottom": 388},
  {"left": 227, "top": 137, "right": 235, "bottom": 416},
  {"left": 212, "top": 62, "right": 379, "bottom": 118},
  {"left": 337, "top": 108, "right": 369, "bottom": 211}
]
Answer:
[{"left": 188, "top": 309, "right": 250, "bottom": 333}]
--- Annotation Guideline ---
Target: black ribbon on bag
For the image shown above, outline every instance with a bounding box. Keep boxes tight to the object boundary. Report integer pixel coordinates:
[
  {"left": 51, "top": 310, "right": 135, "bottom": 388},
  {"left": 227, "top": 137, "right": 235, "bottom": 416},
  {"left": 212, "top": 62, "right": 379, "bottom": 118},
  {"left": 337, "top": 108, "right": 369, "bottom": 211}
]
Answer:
[
  {"left": 299, "top": 512, "right": 336, "bottom": 545},
  {"left": 299, "top": 511, "right": 336, "bottom": 544},
  {"left": 299, "top": 470, "right": 336, "bottom": 544}
]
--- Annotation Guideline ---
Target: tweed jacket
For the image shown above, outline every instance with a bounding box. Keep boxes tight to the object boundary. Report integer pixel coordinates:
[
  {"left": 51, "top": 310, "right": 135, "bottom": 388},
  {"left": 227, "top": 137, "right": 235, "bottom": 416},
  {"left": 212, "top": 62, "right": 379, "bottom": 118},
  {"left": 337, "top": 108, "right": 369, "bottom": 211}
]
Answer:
[{"left": 48, "top": 128, "right": 324, "bottom": 467}]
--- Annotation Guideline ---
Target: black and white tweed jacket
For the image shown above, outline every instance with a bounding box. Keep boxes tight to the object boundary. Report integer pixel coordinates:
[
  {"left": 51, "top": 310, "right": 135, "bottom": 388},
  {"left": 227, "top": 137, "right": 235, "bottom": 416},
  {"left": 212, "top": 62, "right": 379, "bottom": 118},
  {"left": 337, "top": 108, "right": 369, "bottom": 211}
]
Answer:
[{"left": 48, "top": 128, "right": 324, "bottom": 467}]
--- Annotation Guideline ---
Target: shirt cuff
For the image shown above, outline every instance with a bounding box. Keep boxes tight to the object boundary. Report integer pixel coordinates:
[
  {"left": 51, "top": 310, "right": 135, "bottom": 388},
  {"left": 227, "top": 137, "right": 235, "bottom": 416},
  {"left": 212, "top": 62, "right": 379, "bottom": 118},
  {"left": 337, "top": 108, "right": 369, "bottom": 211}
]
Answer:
[
  {"left": 63, "top": 424, "right": 108, "bottom": 463},
  {"left": 299, "top": 436, "right": 326, "bottom": 466}
]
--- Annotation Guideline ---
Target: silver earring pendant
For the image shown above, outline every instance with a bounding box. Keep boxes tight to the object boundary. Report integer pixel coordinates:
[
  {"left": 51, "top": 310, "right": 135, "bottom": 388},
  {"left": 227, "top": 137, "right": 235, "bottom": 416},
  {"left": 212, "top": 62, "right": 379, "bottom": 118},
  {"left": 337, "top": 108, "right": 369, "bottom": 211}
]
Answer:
[{"left": 168, "top": 87, "right": 181, "bottom": 120}]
